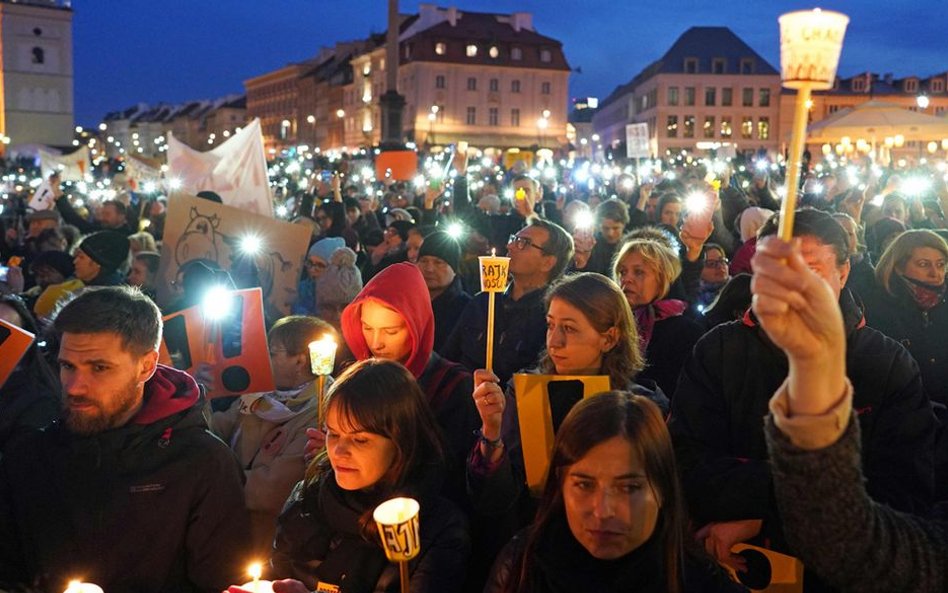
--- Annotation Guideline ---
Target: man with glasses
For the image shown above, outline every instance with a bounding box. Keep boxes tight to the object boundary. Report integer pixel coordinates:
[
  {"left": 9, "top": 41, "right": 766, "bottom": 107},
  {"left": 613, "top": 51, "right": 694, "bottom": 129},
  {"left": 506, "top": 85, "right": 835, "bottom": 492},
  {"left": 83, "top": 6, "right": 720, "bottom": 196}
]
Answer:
[
  {"left": 696, "top": 243, "right": 730, "bottom": 311},
  {"left": 443, "top": 219, "right": 574, "bottom": 385}
]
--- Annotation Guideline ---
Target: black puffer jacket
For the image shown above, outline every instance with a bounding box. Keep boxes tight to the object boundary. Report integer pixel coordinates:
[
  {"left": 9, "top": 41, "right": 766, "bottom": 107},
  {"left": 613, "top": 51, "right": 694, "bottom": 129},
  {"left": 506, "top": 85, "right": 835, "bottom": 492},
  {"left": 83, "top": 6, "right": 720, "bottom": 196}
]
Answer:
[
  {"left": 669, "top": 288, "right": 936, "bottom": 540},
  {"left": 0, "top": 365, "right": 251, "bottom": 593},
  {"left": 273, "top": 470, "right": 470, "bottom": 593}
]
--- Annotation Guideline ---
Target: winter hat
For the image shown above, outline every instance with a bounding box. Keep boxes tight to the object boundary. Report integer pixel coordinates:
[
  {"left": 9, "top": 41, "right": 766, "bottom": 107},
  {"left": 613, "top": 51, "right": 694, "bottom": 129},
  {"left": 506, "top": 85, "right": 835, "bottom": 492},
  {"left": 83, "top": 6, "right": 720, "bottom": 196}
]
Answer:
[
  {"left": 385, "top": 207, "right": 413, "bottom": 226},
  {"left": 307, "top": 236, "right": 345, "bottom": 263},
  {"left": 417, "top": 230, "right": 461, "bottom": 273},
  {"left": 27, "top": 210, "right": 61, "bottom": 224},
  {"left": 388, "top": 220, "right": 414, "bottom": 242},
  {"left": 31, "top": 250, "right": 75, "bottom": 278},
  {"left": 316, "top": 247, "right": 363, "bottom": 307},
  {"left": 739, "top": 207, "right": 774, "bottom": 243},
  {"left": 78, "top": 231, "right": 130, "bottom": 272}
]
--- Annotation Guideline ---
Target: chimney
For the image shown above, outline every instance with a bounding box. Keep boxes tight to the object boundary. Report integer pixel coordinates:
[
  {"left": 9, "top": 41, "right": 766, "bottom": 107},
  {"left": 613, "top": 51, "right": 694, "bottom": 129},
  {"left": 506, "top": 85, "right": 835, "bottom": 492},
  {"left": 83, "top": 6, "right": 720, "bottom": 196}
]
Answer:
[
  {"left": 511, "top": 12, "right": 533, "bottom": 32},
  {"left": 446, "top": 7, "right": 458, "bottom": 27}
]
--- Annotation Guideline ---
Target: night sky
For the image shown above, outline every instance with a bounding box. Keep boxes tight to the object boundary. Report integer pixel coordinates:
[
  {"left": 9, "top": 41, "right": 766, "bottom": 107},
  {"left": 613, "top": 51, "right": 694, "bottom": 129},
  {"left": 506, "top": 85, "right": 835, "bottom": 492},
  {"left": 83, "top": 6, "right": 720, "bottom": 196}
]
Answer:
[{"left": 73, "top": 0, "right": 943, "bottom": 125}]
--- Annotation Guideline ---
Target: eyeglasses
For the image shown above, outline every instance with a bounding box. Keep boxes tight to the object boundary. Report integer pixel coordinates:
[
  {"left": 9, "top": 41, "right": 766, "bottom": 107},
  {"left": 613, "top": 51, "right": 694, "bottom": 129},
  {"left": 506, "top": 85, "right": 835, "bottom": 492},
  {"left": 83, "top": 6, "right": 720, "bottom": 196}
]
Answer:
[
  {"left": 305, "top": 260, "right": 328, "bottom": 270},
  {"left": 508, "top": 234, "right": 549, "bottom": 254},
  {"left": 703, "top": 259, "right": 729, "bottom": 269}
]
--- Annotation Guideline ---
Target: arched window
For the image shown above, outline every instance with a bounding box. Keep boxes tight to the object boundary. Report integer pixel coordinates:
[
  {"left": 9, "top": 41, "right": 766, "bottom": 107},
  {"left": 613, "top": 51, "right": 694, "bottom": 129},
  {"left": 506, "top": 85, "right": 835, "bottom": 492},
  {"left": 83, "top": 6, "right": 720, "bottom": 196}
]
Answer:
[{"left": 32, "top": 47, "right": 45, "bottom": 64}]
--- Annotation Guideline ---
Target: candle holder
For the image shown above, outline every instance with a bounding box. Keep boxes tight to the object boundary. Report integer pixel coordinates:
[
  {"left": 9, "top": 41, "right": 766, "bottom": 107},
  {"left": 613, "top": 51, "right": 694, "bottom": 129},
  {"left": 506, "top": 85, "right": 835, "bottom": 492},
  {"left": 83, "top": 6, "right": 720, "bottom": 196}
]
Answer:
[
  {"left": 308, "top": 335, "right": 337, "bottom": 427},
  {"left": 374, "top": 497, "right": 421, "bottom": 593},
  {"left": 777, "top": 8, "right": 849, "bottom": 240},
  {"left": 477, "top": 251, "right": 510, "bottom": 372}
]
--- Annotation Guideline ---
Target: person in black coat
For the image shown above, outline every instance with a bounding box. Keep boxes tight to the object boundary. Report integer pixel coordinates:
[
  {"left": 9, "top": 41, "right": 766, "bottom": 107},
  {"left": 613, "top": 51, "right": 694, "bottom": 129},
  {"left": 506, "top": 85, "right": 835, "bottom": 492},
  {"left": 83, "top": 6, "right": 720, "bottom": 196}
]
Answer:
[
  {"left": 668, "top": 210, "right": 935, "bottom": 589},
  {"left": 417, "top": 230, "right": 472, "bottom": 354},
  {"left": 484, "top": 392, "right": 745, "bottom": 593},
  {"left": 272, "top": 359, "right": 470, "bottom": 593}
]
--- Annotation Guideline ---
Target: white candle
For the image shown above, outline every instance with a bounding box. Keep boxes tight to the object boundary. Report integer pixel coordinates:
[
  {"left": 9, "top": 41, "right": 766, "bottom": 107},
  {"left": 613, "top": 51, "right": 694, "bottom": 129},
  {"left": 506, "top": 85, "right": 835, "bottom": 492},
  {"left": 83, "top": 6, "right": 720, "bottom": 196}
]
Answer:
[{"left": 64, "top": 582, "right": 104, "bottom": 593}]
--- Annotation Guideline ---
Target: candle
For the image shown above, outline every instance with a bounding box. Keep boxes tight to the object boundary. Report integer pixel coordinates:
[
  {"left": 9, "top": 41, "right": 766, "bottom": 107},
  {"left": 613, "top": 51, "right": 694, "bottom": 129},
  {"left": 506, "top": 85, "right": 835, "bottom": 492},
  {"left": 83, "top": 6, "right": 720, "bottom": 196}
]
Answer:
[
  {"left": 64, "top": 582, "right": 104, "bottom": 593},
  {"left": 308, "top": 335, "right": 337, "bottom": 376},
  {"left": 478, "top": 251, "right": 511, "bottom": 373},
  {"left": 374, "top": 497, "right": 421, "bottom": 593},
  {"left": 239, "top": 562, "right": 274, "bottom": 593}
]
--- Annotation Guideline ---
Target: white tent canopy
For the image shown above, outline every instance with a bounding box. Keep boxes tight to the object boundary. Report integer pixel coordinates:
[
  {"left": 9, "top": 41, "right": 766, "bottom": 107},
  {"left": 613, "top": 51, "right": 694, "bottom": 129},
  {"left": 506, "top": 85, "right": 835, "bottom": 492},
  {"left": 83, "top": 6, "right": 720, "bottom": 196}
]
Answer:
[{"left": 806, "top": 100, "right": 948, "bottom": 143}]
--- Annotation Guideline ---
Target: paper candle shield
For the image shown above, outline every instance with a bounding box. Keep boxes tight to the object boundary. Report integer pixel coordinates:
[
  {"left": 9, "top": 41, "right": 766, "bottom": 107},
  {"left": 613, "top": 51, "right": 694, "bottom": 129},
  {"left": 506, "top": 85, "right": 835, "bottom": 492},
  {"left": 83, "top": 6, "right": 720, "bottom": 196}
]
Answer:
[
  {"left": 0, "top": 319, "right": 34, "bottom": 388},
  {"left": 513, "top": 374, "right": 611, "bottom": 495},
  {"left": 778, "top": 9, "right": 849, "bottom": 90},
  {"left": 727, "top": 544, "right": 803, "bottom": 592},
  {"left": 158, "top": 287, "right": 274, "bottom": 398},
  {"left": 478, "top": 256, "right": 510, "bottom": 293},
  {"left": 373, "top": 497, "right": 421, "bottom": 562},
  {"left": 308, "top": 336, "right": 337, "bottom": 376}
]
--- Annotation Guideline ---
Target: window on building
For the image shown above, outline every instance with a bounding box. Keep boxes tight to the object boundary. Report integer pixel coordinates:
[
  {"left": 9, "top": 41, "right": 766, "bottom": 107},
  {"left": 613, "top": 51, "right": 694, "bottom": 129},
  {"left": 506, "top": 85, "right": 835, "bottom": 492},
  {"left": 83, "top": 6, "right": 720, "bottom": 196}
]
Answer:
[
  {"left": 712, "top": 58, "right": 726, "bottom": 74},
  {"left": 31, "top": 47, "right": 44, "bottom": 64},
  {"left": 404, "top": 44, "right": 412, "bottom": 59},
  {"left": 540, "top": 49, "right": 552, "bottom": 63},
  {"left": 511, "top": 108, "right": 521, "bottom": 126},
  {"left": 511, "top": 47, "right": 522, "bottom": 60},
  {"left": 666, "top": 115, "right": 678, "bottom": 138},
  {"left": 741, "top": 117, "right": 753, "bottom": 139},
  {"left": 740, "top": 58, "right": 754, "bottom": 74},
  {"left": 720, "top": 116, "right": 732, "bottom": 138},
  {"left": 722, "top": 87, "right": 733, "bottom": 106},
  {"left": 937, "top": 106, "right": 946, "bottom": 115},
  {"left": 466, "top": 44, "right": 478, "bottom": 57},
  {"left": 466, "top": 106, "right": 476, "bottom": 125},
  {"left": 704, "top": 116, "right": 715, "bottom": 139},
  {"left": 511, "top": 80, "right": 521, "bottom": 93},
  {"left": 705, "top": 87, "right": 716, "bottom": 106},
  {"left": 542, "top": 82, "right": 551, "bottom": 95},
  {"left": 905, "top": 79, "right": 918, "bottom": 92},
  {"left": 685, "top": 87, "right": 695, "bottom": 106},
  {"left": 684, "top": 115, "right": 695, "bottom": 138},
  {"left": 758, "top": 117, "right": 770, "bottom": 140},
  {"left": 435, "top": 42, "right": 446, "bottom": 55},
  {"left": 467, "top": 77, "right": 477, "bottom": 91},
  {"left": 489, "top": 78, "right": 499, "bottom": 92},
  {"left": 852, "top": 78, "right": 866, "bottom": 92},
  {"left": 435, "top": 75, "right": 446, "bottom": 89},
  {"left": 828, "top": 105, "right": 840, "bottom": 114},
  {"left": 489, "top": 46, "right": 499, "bottom": 59},
  {"left": 489, "top": 107, "right": 499, "bottom": 126},
  {"left": 932, "top": 79, "right": 945, "bottom": 93},
  {"left": 759, "top": 88, "right": 771, "bottom": 107},
  {"left": 742, "top": 88, "right": 754, "bottom": 107},
  {"left": 668, "top": 87, "right": 679, "bottom": 106},
  {"left": 684, "top": 58, "right": 698, "bottom": 74}
]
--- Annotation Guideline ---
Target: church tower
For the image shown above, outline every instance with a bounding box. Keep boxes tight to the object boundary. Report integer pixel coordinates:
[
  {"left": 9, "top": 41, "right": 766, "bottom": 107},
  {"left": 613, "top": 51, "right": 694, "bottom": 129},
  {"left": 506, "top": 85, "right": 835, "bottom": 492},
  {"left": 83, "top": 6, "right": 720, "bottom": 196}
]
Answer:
[{"left": 0, "top": 0, "right": 74, "bottom": 148}]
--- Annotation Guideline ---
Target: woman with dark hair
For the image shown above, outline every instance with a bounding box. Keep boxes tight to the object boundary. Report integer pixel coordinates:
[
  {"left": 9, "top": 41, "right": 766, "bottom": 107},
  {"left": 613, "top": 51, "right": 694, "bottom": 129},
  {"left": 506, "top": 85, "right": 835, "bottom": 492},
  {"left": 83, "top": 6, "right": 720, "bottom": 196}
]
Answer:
[
  {"left": 0, "top": 294, "right": 60, "bottom": 453},
  {"left": 484, "top": 392, "right": 744, "bottom": 593},
  {"left": 270, "top": 359, "right": 469, "bottom": 593},
  {"left": 614, "top": 239, "right": 705, "bottom": 398},
  {"left": 315, "top": 201, "right": 359, "bottom": 249}
]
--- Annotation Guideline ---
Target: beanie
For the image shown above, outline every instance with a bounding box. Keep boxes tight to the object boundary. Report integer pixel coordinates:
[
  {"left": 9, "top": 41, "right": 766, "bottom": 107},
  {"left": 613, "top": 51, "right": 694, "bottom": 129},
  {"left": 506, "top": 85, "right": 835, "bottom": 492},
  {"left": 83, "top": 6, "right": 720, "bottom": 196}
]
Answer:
[
  {"left": 31, "top": 250, "right": 75, "bottom": 278},
  {"left": 316, "top": 247, "right": 363, "bottom": 308},
  {"left": 739, "top": 207, "right": 774, "bottom": 243},
  {"left": 307, "top": 236, "right": 345, "bottom": 263},
  {"left": 79, "top": 231, "right": 130, "bottom": 272},
  {"left": 417, "top": 230, "right": 461, "bottom": 273}
]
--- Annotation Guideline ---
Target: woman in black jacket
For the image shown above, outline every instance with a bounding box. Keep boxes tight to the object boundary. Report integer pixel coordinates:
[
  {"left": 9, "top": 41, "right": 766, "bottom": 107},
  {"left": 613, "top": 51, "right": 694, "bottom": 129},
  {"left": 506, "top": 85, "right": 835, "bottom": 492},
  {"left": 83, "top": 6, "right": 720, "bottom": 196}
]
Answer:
[
  {"left": 271, "top": 359, "right": 470, "bottom": 593},
  {"left": 484, "top": 391, "right": 745, "bottom": 593}
]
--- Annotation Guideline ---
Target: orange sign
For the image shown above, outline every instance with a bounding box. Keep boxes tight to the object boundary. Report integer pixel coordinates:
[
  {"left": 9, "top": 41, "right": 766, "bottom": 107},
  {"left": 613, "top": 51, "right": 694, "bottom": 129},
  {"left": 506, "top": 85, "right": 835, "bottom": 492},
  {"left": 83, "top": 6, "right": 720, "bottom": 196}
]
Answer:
[
  {"left": 375, "top": 150, "right": 419, "bottom": 181},
  {"left": 158, "top": 287, "right": 274, "bottom": 398},
  {"left": 0, "top": 319, "right": 35, "bottom": 388}
]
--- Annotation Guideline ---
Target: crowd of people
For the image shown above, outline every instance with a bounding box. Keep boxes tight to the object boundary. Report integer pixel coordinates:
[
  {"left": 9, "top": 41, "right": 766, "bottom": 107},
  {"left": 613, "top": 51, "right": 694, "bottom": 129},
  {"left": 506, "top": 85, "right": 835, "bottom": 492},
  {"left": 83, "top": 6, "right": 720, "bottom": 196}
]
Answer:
[{"left": 1, "top": 148, "right": 947, "bottom": 593}]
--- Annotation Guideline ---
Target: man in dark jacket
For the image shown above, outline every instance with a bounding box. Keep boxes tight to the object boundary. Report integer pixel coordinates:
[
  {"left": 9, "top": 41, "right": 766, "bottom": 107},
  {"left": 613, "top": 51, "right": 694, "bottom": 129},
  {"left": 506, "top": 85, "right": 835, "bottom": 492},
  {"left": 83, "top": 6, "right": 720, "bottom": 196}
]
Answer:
[
  {"left": 417, "top": 230, "right": 471, "bottom": 354},
  {"left": 442, "top": 219, "right": 574, "bottom": 386},
  {"left": 669, "top": 209, "right": 935, "bottom": 588},
  {"left": 73, "top": 230, "right": 131, "bottom": 287},
  {"left": 0, "top": 286, "right": 251, "bottom": 593}
]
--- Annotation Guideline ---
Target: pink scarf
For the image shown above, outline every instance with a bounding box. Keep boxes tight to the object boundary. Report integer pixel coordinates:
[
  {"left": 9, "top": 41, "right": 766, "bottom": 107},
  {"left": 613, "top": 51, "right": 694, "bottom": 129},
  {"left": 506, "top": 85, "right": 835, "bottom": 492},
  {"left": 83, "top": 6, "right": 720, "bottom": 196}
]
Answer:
[
  {"left": 634, "top": 299, "right": 688, "bottom": 351},
  {"left": 901, "top": 275, "right": 946, "bottom": 312}
]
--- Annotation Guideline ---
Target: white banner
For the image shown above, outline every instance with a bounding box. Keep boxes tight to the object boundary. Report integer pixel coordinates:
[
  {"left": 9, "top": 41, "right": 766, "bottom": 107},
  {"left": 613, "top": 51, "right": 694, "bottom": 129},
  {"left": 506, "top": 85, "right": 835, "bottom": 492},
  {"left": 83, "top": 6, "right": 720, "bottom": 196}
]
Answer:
[
  {"left": 166, "top": 118, "right": 272, "bottom": 217},
  {"left": 39, "top": 147, "right": 91, "bottom": 182},
  {"left": 125, "top": 154, "right": 163, "bottom": 192},
  {"left": 625, "top": 123, "right": 650, "bottom": 159}
]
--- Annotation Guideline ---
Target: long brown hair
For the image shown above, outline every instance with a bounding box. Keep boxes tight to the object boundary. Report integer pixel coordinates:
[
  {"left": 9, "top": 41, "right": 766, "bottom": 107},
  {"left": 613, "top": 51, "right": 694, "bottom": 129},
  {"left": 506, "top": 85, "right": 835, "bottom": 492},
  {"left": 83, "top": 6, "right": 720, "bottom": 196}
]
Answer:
[
  {"left": 507, "top": 392, "right": 687, "bottom": 593},
  {"left": 537, "top": 272, "right": 644, "bottom": 388},
  {"left": 875, "top": 229, "right": 948, "bottom": 294}
]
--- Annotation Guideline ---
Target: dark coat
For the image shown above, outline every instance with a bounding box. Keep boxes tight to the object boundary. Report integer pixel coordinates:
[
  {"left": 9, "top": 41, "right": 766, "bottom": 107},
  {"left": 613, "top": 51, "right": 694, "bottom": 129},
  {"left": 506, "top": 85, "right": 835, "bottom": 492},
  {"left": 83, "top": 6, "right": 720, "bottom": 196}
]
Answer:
[
  {"left": 0, "top": 365, "right": 251, "bottom": 593},
  {"left": 639, "top": 313, "right": 705, "bottom": 399},
  {"left": 862, "top": 277, "right": 948, "bottom": 404},
  {"left": 669, "top": 288, "right": 936, "bottom": 544},
  {"left": 767, "top": 415, "right": 947, "bottom": 593},
  {"left": 432, "top": 276, "right": 472, "bottom": 355},
  {"left": 442, "top": 284, "right": 547, "bottom": 386},
  {"left": 272, "top": 472, "right": 470, "bottom": 593},
  {"left": 0, "top": 366, "right": 59, "bottom": 456}
]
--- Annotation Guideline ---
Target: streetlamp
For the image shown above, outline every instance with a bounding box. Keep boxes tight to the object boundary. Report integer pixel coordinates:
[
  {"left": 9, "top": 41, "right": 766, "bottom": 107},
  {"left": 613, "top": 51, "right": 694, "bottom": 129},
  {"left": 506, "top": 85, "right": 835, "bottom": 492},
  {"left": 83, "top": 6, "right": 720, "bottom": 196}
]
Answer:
[
  {"left": 427, "top": 106, "right": 438, "bottom": 146},
  {"left": 537, "top": 112, "right": 549, "bottom": 148},
  {"left": 281, "top": 119, "right": 291, "bottom": 142},
  {"left": 917, "top": 94, "right": 930, "bottom": 111}
]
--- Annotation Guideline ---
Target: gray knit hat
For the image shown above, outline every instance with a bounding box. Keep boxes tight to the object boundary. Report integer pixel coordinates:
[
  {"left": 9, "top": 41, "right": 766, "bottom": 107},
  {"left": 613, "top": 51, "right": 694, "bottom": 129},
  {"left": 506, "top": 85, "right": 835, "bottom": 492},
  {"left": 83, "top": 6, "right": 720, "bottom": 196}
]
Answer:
[{"left": 316, "top": 247, "right": 363, "bottom": 308}]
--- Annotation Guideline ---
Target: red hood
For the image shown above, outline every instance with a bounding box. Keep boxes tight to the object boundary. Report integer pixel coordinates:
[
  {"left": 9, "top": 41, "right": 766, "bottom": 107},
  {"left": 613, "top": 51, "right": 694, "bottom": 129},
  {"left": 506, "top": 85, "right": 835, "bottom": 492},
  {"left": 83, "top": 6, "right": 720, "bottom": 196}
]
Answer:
[
  {"left": 132, "top": 364, "right": 200, "bottom": 425},
  {"left": 341, "top": 262, "right": 434, "bottom": 378}
]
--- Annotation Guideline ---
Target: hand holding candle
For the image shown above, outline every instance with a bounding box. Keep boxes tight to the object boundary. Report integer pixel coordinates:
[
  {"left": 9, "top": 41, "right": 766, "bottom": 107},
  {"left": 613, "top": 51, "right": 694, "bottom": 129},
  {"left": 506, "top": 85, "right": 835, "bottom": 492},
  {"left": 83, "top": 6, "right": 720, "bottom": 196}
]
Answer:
[
  {"left": 237, "top": 562, "right": 275, "bottom": 593},
  {"left": 64, "top": 581, "right": 104, "bottom": 593}
]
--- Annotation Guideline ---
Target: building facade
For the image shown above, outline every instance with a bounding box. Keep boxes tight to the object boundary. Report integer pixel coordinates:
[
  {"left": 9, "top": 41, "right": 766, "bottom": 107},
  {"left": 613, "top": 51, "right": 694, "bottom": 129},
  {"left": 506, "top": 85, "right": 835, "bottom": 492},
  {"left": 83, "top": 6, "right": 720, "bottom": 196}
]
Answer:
[
  {"left": 593, "top": 27, "right": 781, "bottom": 158},
  {"left": 0, "top": 0, "right": 73, "bottom": 149}
]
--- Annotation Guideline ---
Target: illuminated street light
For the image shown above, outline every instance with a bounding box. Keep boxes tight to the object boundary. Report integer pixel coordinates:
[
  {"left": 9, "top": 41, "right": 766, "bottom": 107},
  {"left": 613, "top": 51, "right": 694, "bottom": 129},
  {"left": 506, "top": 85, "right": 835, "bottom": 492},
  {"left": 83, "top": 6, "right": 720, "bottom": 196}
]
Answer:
[{"left": 917, "top": 94, "right": 930, "bottom": 110}]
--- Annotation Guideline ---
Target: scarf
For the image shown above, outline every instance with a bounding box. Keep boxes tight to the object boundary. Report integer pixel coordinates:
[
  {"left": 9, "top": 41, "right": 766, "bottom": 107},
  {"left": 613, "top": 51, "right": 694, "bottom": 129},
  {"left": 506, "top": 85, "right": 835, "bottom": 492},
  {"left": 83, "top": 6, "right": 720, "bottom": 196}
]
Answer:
[
  {"left": 238, "top": 382, "right": 316, "bottom": 424},
  {"left": 634, "top": 299, "right": 688, "bottom": 351},
  {"left": 900, "top": 275, "right": 946, "bottom": 312}
]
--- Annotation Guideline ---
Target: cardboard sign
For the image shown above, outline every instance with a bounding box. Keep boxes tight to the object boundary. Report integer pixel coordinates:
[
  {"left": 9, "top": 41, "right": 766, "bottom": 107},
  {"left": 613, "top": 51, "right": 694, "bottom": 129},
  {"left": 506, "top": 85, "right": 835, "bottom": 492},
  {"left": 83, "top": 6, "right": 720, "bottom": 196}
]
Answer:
[
  {"left": 0, "top": 319, "right": 35, "bottom": 388},
  {"left": 513, "top": 374, "right": 611, "bottom": 495},
  {"left": 625, "top": 123, "right": 650, "bottom": 159},
  {"left": 156, "top": 192, "right": 311, "bottom": 318},
  {"left": 478, "top": 255, "right": 510, "bottom": 293},
  {"left": 375, "top": 150, "right": 418, "bottom": 181},
  {"left": 727, "top": 544, "right": 803, "bottom": 592},
  {"left": 158, "top": 288, "right": 274, "bottom": 398}
]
